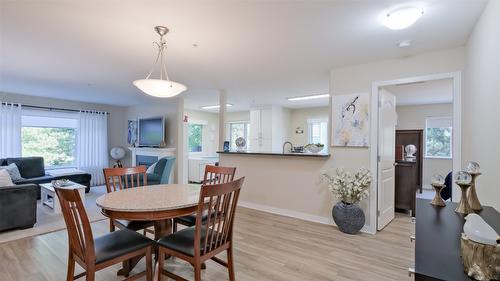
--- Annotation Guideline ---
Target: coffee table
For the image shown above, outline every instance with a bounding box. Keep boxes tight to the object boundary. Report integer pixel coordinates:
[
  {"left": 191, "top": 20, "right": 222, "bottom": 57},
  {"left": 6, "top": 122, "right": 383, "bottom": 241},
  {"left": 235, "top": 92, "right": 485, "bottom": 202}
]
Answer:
[{"left": 40, "top": 181, "right": 87, "bottom": 214}]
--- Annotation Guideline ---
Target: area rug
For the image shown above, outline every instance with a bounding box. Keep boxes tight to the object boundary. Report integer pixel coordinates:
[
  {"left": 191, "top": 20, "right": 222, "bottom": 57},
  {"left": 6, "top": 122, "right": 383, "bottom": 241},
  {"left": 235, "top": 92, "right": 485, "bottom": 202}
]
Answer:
[{"left": 0, "top": 185, "right": 108, "bottom": 243}]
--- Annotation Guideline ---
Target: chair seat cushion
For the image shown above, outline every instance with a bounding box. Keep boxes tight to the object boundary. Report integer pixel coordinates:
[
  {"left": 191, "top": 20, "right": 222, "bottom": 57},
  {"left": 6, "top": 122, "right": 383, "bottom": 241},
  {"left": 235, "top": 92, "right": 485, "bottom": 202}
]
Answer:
[
  {"left": 158, "top": 226, "right": 208, "bottom": 257},
  {"left": 94, "top": 228, "right": 153, "bottom": 264},
  {"left": 114, "top": 219, "right": 154, "bottom": 231},
  {"left": 175, "top": 210, "right": 211, "bottom": 226}
]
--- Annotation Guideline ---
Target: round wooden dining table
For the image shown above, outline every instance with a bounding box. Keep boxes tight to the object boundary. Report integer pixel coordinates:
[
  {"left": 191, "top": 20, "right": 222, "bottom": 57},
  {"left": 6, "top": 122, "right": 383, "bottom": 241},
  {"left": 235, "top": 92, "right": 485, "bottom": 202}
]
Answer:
[{"left": 96, "top": 184, "right": 201, "bottom": 278}]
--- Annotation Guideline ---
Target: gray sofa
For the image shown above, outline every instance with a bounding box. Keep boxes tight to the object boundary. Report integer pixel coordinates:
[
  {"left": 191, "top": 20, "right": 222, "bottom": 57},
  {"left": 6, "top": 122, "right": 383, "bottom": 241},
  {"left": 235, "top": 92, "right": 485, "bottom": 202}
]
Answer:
[
  {"left": 0, "top": 157, "right": 92, "bottom": 199},
  {"left": 0, "top": 184, "right": 38, "bottom": 231}
]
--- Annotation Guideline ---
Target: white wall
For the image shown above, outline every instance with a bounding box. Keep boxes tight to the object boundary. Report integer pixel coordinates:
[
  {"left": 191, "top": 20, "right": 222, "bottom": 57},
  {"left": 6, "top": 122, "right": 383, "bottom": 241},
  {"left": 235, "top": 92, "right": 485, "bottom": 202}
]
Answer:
[
  {"left": 0, "top": 91, "right": 127, "bottom": 167},
  {"left": 463, "top": 0, "right": 500, "bottom": 211},
  {"left": 396, "top": 103, "right": 453, "bottom": 189}
]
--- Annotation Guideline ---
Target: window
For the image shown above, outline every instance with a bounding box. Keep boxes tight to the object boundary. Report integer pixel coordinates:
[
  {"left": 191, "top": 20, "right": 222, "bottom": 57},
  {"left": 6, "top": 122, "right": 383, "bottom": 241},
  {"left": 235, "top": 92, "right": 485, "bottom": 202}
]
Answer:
[
  {"left": 188, "top": 123, "right": 203, "bottom": 152},
  {"left": 308, "top": 119, "right": 328, "bottom": 152},
  {"left": 228, "top": 122, "right": 250, "bottom": 151},
  {"left": 21, "top": 110, "right": 78, "bottom": 168},
  {"left": 425, "top": 117, "right": 452, "bottom": 159}
]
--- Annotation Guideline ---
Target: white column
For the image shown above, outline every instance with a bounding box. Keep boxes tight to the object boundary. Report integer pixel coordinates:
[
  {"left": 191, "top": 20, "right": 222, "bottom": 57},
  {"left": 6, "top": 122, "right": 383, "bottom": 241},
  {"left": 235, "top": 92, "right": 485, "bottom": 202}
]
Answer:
[
  {"left": 219, "top": 90, "right": 227, "bottom": 151},
  {"left": 176, "top": 97, "right": 188, "bottom": 184}
]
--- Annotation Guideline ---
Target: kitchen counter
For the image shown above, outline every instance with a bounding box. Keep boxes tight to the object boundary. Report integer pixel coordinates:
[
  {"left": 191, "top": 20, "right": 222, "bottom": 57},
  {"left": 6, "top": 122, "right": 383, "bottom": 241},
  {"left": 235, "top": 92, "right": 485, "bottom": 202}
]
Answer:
[{"left": 217, "top": 151, "right": 330, "bottom": 158}]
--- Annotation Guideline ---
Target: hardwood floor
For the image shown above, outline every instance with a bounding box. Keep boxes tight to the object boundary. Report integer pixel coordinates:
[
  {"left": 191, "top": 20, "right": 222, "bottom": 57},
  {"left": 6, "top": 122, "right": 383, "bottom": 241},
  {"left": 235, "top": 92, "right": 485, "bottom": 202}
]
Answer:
[{"left": 0, "top": 207, "right": 414, "bottom": 281}]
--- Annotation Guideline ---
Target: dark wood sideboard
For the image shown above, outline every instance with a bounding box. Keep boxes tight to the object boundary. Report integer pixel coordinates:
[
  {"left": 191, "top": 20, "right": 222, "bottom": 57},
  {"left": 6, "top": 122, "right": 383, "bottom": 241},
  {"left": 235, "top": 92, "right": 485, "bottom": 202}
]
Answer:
[{"left": 415, "top": 198, "right": 500, "bottom": 281}]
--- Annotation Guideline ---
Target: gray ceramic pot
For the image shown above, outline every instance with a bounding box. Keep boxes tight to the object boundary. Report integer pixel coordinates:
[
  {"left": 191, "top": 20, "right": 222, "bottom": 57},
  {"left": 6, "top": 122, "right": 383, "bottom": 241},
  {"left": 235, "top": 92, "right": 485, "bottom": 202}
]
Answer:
[{"left": 332, "top": 201, "right": 365, "bottom": 234}]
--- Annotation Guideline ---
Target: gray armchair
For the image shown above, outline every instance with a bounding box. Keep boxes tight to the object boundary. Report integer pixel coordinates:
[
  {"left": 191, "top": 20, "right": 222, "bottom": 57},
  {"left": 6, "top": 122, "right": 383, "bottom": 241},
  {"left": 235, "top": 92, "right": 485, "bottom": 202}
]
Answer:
[{"left": 0, "top": 184, "right": 37, "bottom": 231}]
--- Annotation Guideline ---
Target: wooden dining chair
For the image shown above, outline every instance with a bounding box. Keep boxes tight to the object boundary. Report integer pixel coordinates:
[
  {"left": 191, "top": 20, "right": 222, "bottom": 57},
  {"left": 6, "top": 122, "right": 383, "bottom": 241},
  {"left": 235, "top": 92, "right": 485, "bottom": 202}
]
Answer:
[
  {"left": 156, "top": 177, "right": 244, "bottom": 281},
  {"left": 173, "top": 165, "right": 236, "bottom": 232},
  {"left": 103, "top": 166, "right": 154, "bottom": 233},
  {"left": 55, "top": 187, "right": 153, "bottom": 281}
]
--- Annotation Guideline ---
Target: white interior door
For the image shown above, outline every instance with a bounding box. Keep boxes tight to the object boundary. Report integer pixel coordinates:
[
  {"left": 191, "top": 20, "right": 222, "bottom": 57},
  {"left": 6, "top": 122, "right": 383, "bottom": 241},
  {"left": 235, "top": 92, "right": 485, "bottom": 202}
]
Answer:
[{"left": 377, "top": 89, "right": 397, "bottom": 230}]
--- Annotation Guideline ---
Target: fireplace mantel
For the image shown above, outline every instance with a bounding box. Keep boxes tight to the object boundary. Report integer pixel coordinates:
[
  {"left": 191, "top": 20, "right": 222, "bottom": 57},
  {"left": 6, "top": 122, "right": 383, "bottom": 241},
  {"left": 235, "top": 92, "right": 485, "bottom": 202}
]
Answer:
[{"left": 128, "top": 147, "right": 176, "bottom": 166}]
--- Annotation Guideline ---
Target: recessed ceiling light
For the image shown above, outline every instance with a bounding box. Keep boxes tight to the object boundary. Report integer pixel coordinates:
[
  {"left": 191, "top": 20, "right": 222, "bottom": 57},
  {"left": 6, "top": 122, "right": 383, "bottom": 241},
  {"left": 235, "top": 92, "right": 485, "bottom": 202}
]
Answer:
[
  {"left": 200, "top": 104, "right": 233, "bottom": 110},
  {"left": 287, "top": 94, "right": 330, "bottom": 101},
  {"left": 382, "top": 7, "right": 424, "bottom": 30}
]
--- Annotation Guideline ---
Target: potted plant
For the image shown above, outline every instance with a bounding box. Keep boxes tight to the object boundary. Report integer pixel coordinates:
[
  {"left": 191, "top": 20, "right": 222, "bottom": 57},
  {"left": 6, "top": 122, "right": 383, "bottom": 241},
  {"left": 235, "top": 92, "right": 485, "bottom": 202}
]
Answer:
[{"left": 322, "top": 168, "right": 372, "bottom": 234}]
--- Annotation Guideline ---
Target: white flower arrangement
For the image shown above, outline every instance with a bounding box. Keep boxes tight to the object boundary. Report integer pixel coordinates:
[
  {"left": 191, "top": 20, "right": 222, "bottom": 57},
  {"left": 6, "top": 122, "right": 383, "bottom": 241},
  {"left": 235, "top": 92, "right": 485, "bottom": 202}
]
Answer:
[{"left": 322, "top": 168, "right": 372, "bottom": 204}]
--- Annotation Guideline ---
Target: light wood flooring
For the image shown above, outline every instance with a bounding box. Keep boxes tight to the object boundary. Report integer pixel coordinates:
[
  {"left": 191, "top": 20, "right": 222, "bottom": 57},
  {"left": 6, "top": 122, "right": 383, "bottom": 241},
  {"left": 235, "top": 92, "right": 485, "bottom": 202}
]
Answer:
[{"left": 0, "top": 207, "right": 414, "bottom": 281}]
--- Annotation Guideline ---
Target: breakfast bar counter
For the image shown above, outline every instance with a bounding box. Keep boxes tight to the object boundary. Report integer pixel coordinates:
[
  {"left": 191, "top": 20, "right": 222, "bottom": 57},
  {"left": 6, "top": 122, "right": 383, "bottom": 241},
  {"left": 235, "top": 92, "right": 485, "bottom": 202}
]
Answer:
[{"left": 217, "top": 151, "right": 331, "bottom": 158}]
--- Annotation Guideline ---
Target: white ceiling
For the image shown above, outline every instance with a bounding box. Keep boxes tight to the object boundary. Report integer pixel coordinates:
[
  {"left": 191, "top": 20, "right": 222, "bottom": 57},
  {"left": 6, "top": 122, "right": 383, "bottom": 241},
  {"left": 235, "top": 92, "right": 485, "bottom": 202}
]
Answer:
[
  {"left": 0, "top": 0, "right": 486, "bottom": 109},
  {"left": 384, "top": 78, "right": 453, "bottom": 106}
]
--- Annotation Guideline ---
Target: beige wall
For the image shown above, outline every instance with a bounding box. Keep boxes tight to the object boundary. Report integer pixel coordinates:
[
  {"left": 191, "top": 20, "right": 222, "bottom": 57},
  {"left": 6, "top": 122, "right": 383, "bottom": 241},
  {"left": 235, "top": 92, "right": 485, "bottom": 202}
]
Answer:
[
  {"left": 396, "top": 103, "right": 453, "bottom": 188},
  {"left": 289, "top": 106, "right": 329, "bottom": 146},
  {"left": 220, "top": 47, "right": 465, "bottom": 233},
  {"left": 124, "top": 98, "right": 180, "bottom": 180},
  {"left": 463, "top": 0, "right": 500, "bottom": 211},
  {"left": 0, "top": 91, "right": 127, "bottom": 167},
  {"left": 184, "top": 109, "right": 219, "bottom": 157}
]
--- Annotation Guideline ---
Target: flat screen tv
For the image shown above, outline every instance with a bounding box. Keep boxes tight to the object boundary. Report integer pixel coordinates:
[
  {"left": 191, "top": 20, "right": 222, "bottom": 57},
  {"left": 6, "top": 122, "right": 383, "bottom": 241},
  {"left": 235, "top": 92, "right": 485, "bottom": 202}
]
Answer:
[{"left": 138, "top": 117, "right": 165, "bottom": 147}]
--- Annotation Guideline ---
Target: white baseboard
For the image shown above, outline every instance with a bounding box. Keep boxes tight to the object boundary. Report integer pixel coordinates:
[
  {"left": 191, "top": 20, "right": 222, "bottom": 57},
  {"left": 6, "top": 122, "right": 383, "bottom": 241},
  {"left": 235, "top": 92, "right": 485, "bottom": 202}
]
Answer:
[{"left": 238, "top": 201, "right": 373, "bottom": 234}]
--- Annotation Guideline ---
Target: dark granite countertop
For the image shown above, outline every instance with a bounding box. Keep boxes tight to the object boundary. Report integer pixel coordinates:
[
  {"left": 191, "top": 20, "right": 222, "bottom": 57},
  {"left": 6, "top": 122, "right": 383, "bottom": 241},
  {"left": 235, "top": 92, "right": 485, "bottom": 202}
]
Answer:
[{"left": 216, "top": 151, "right": 331, "bottom": 158}]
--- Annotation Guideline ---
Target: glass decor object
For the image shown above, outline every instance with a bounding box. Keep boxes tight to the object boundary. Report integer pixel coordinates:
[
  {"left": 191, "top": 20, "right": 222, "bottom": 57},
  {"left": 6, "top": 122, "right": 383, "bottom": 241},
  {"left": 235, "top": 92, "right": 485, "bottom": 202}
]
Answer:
[
  {"left": 455, "top": 171, "right": 473, "bottom": 214},
  {"left": 465, "top": 161, "right": 481, "bottom": 174},
  {"left": 465, "top": 161, "right": 483, "bottom": 211},
  {"left": 430, "top": 174, "right": 446, "bottom": 207},
  {"left": 133, "top": 26, "right": 187, "bottom": 98}
]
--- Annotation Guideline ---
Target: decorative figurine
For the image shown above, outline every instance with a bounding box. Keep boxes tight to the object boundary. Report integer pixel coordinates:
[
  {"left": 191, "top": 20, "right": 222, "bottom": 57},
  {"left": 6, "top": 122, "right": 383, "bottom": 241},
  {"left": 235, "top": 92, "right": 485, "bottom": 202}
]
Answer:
[
  {"left": 465, "top": 161, "right": 483, "bottom": 211},
  {"left": 430, "top": 174, "right": 446, "bottom": 207},
  {"left": 455, "top": 171, "right": 473, "bottom": 214}
]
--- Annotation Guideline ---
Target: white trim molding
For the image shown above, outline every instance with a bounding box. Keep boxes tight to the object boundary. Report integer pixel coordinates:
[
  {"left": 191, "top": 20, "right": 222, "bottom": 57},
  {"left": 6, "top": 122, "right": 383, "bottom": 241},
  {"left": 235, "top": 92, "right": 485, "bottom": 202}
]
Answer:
[
  {"left": 371, "top": 71, "right": 462, "bottom": 231},
  {"left": 238, "top": 201, "right": 372, "bottom": 234}
]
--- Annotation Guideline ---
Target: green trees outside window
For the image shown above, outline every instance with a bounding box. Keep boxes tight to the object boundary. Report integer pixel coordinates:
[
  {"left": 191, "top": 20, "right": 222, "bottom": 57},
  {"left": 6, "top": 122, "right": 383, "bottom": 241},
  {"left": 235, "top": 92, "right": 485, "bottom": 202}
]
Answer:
[
  {"left": 188, "top": 124, "right": 203, "bottom": 152},
  {"left": 22, "top": 127, "right": 77, "bottom": 167}
]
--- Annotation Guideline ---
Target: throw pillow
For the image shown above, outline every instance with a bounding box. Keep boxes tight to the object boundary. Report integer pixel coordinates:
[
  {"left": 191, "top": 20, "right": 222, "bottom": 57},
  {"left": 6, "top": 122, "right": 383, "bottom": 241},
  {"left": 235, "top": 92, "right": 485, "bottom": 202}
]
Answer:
[
  {"left": 0, "top": 169, "right": 14, "bottom": 186},
  {"left": 0, "top": 163, "right": 24, "bottom": 182},
  {"left": 146, "top": 162, "right": 157, "bottom": 174}
]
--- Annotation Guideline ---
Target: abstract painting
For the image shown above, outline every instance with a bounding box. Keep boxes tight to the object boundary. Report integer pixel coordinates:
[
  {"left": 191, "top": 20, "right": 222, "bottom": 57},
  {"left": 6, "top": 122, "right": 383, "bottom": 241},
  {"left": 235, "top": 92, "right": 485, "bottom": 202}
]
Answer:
[
  {"left": 332, "top": 93, "right": 370, "bottom": 147},
  {"left": 127, "top": 119, "right": 138, "bottom": 146}
]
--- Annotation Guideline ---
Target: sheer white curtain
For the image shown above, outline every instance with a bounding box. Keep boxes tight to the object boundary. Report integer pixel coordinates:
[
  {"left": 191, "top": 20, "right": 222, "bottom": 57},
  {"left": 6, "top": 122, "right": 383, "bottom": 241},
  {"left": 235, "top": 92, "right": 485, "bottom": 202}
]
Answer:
[
  {"left": 0, "top": 103, "right": 22, "bottom": 158},
  {"left": 77, "top": 111, "right": 108, "bottom": 186}
]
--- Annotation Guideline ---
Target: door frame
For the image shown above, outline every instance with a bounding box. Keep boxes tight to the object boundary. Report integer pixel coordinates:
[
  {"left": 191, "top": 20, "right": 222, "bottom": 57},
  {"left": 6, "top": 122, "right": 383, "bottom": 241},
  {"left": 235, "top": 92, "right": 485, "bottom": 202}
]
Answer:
[{"left": 370, "top": 71, "right": 462, "bottom": 232}]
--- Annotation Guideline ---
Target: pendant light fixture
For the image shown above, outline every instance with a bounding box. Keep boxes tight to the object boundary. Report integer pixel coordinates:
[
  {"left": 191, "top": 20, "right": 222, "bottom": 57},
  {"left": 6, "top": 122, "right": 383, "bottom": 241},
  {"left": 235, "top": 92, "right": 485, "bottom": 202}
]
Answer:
[{"left": 133, "top": 26, "right": 187, "bottom": 98}]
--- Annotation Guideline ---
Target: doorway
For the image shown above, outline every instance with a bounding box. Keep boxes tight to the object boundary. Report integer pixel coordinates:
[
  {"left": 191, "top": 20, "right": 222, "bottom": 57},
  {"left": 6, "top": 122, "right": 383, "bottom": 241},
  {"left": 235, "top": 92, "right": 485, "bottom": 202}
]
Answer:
[{"left": 372, "top": 72, "right": 462, "bottom": 230}]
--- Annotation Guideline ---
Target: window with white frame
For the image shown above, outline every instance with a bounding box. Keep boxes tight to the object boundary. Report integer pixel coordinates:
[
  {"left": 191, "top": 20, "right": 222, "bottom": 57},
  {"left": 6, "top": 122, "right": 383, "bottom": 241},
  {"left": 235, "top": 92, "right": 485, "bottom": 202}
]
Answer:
[
  {"left": 21, "top": 110, "right": 78, "bottom": 168},
  {"left": 228, "top": 122, "right": 250, "bottom": 151},
  {"left": 188, "top": 123, "right": 204, "bottom": 153},
  {"left": 425, "top": 117, "right": 452, "bottom": 159},
  {"left": 307, "top": 119, "right": 328, "bottom": 151}
]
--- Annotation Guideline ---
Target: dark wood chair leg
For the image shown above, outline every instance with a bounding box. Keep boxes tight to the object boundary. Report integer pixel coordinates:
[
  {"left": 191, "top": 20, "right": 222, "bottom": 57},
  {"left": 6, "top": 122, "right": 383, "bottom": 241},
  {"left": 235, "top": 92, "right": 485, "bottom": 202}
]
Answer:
[
  {"left": 109, "top": 220, "right": 115, "bottom": 232},
  {"left": 227, "top": 246, "right": 235, "bottom": 281},
  {"left": 146, "top": 246, "right": 153, "bottom": 281},
  {"left": 172, "top": 219, "right": 177, "bottom": 233},
  {"left": 85, "top": 265, "right": 95, "bottom": 281},
  {"left": 157, "top": 250, "right": 165, "bottom": 281},
  {"left": 194, "top": 263, "right": 202, "bottom": 281},
  {"left": 66, "top": 253, "right": 75, "bottom": 281}
]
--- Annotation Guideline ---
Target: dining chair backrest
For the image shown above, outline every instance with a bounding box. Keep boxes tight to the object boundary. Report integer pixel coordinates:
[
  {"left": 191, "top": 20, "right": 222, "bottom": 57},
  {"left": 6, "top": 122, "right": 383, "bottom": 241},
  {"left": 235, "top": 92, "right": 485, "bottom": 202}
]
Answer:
[
  {"left": 203, "top": 165, "right": 236, "bottom": 185},
  {"left": 194, "top": 177, "right": 244, "bottom": 256},
  {"left": 55, "top": 187, "right": 95, "bottom": 264},
  {"left": 103, "top": 166, "right": 148, "bottom": 193}
]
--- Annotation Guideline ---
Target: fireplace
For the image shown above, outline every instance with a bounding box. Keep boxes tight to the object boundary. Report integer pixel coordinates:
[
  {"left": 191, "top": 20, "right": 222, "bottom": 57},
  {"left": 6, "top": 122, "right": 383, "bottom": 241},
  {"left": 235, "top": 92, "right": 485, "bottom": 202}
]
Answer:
[{"left": 136, "top": 155, "right": 158, "bottom": 167}]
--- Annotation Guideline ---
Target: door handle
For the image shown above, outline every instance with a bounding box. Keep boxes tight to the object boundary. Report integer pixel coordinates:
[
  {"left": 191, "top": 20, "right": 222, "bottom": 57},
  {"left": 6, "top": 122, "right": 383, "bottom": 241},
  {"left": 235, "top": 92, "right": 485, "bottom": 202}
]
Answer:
[{"left": 393, "top": 162, "right": 398, "bottom": 166}]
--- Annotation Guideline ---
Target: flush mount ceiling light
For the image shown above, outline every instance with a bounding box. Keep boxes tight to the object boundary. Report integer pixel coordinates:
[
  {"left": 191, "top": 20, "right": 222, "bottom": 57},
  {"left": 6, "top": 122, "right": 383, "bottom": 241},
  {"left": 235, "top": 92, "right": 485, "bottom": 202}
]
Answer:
[
  {"left": 133, "top": 26, "right": 187, "bottom": 98},
  {"left": 201, "top": 104, "right": 233, "bottom": 110},
  {"left": 382, "top": 7, "right": 424, "bottom": 30},
  {"left": 287, "top": 94, "right": 330, "bottom": 101}
]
